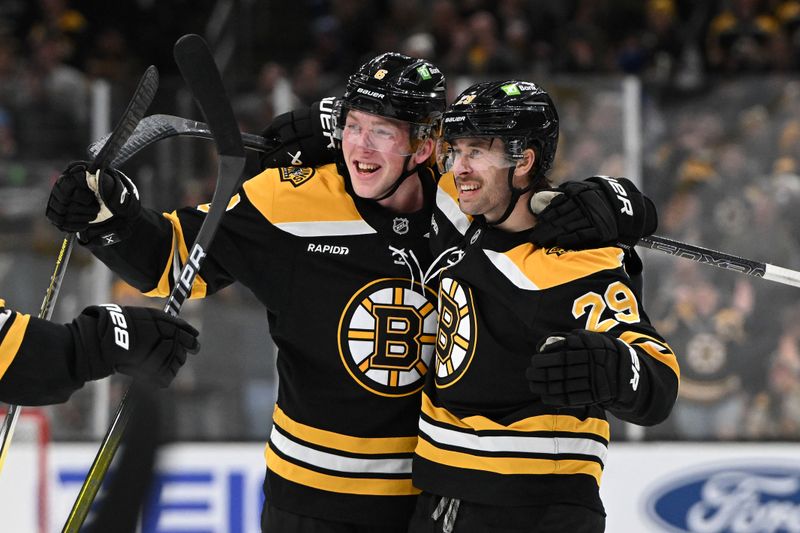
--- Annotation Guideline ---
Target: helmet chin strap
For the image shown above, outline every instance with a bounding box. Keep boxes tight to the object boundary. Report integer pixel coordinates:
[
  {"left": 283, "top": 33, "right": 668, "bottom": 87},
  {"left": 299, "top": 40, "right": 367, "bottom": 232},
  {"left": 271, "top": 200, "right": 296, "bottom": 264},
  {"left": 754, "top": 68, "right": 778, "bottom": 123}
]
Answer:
[
  {"left": 488, "top": 166, "right": 531, "bottom": 227},
  {"left": 372, "top": 154, "right": 418, "bottom": 201}
]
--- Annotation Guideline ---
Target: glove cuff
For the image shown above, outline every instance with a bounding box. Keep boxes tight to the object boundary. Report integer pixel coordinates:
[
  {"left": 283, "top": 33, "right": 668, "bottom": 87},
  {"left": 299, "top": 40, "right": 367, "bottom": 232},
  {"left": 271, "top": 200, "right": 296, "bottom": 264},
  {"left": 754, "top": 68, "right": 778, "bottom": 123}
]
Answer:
[
  {"left": 69, "top": 306, "right": 115, "bottom": 381},
  {"left": 609, "top": 338, "right": 644, "bottom": 409},
  {"left": 586, "top": 177, "right": 657, "bottom": 246}
]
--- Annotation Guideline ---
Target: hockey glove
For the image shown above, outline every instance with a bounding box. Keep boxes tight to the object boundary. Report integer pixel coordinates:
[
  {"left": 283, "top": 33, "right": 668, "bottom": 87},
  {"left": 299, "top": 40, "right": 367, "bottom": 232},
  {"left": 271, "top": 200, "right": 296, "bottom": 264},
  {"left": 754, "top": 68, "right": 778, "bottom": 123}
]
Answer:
[
  {"left": 70, "top": 304, "right": 200, "bottom": 387},
  {"left": 46, "top": 161, "right": 141, "bottom": 246},
  {"left": 529, "top": 177, "right": 657, "bottom": 249},
  {"left": 259, "top": 97, "right": 338, "bottom": 169},
  {"left": 526, "top": 329, "right": 641, "bottom": 408}
]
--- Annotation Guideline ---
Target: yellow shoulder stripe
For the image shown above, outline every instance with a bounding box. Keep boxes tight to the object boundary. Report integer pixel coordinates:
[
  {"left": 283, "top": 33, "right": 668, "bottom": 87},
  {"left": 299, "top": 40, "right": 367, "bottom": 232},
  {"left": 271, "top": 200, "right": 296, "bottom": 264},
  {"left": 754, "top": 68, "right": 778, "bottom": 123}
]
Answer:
[
  {"left": 244, "top": 164, "right": 363, "bottom": 224},
  {"left": 0, "top": 312, "right": 30, "bottom": 379},
  {"left": 436, "top": 172, "right": 472, "bottom": 235},
  {"left": 490, "top": 245, "right": 624, "bottom": 290},
  {"left": 438, "top": 172, "right": 459, "bottom": 204},
  {"left": 143, "top": 211, "right": 207, "bottom": 299}
]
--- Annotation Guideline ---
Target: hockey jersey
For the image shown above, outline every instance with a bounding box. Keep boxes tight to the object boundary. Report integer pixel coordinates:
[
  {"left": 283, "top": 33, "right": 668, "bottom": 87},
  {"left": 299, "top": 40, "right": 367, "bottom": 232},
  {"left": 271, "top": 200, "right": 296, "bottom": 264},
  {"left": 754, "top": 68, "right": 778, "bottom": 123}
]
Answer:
[
  {"left": 413, "top": 173, "right": 680, "bottom": 511},
  {"left": 90, "top": 163, "right": 449, "bottom": 526},
  {"left": 0, "top": 299, "right": 83, "bottom": 405}
]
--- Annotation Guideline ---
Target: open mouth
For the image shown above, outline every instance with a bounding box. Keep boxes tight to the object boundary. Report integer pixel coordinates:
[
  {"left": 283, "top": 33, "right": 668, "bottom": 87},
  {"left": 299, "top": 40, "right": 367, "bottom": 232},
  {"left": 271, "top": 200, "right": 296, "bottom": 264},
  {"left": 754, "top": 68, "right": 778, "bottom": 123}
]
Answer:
[
  {"left": 354, "top": 160, "right": 381, "bottom": 175},
  {"left": 457, "top": 182, "right": 481, "bottom": 193}
]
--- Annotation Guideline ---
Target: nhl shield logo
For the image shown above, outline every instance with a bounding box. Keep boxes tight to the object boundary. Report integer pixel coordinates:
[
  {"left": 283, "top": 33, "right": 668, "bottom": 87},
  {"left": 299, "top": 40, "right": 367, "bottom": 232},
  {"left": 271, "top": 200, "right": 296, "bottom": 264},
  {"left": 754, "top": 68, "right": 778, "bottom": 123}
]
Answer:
[
  {"left": 393, "top": 217, "right": 409, "bottom": 235},
  {"left": 279, "top": 166, "right": 315, "bottom": 187}
]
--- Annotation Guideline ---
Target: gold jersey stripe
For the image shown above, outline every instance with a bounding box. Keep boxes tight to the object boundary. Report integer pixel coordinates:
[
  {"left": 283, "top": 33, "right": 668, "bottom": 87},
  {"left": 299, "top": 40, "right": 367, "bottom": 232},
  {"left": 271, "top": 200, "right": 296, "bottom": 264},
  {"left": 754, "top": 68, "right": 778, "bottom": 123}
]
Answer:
[
  {"left": 244, "top": 164, "right": 364, "bottom": 224},
  {"left": 0, "top": 312, "right": 30, "bottom": 379},
  {"left": 619, "top": 331, "right": 680, "bottom": 378},
  {"left": 265, "top": 447, "right": 420, "bottom": 496},
  {"left": 143, "top": 211, "right": 207, "bottom": 299},
  {"left": 436, "top": 174, "right": 472, "bottom": 235},
  {"left": 273, "top": 404, "right": 417, "bottom": 454},
  {"left": 415, "top": 438, "right": 602, "bottom": 485},
  {"left": 498, "top": 245, "right": 624, "bottom": 291},
  {"left": 422, "top": 393, "right": 610, "bottom": 440}
]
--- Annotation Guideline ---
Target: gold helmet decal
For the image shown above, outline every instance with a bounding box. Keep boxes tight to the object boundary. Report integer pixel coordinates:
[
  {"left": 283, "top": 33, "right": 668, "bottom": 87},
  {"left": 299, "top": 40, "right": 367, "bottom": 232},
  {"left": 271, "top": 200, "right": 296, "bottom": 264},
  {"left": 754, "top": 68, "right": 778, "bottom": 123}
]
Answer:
[
  {"left": 338, "top": 278, "right": 437, "bottom": 397},
  {"left": 434, "top": 277, "right": 477, "bottom": 388}
]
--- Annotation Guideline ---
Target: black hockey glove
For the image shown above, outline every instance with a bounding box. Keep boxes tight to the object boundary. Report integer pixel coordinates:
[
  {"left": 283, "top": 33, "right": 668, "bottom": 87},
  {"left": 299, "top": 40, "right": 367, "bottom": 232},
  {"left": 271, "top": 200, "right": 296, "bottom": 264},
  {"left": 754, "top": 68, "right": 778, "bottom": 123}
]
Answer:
[
  {"left": 70, "top": 304, "right": 200, "bottom": 387},
  {"left": 46, "top": 161, "right": 141, "bottom": 246},
  {"left": 526, "top": 329, "right": 642, "bottom": 408},
  {"left": 529, "top": 177, "right": 657, "bottom": 249},
  {"left": 259, "top": 97, "right": 338, "bottom": 169}
]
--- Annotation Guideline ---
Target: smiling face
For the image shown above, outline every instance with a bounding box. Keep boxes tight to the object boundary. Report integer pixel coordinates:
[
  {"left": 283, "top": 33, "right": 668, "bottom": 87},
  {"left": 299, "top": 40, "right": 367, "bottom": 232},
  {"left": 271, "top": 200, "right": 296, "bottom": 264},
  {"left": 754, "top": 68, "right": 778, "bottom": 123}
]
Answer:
[
  {"left": 446, "top": 137, "right": 537, "bottom": 228},
  {"left": 341, "top": 110, "right": 416, "bottom": 200}
]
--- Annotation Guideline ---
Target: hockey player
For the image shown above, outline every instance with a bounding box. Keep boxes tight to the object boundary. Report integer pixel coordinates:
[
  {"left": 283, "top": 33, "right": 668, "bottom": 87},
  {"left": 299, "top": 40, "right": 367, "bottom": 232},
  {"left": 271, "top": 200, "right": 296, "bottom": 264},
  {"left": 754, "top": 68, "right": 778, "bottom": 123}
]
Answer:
[
  {"left": 46, "top": 53, "right": 658, "bottom": 532},
  {"left": 409, "top": 81, "right": 680, "bottom": 533},
  {"left": 48, "top": 52, "right": 446, "bottom": 532},
  {"left": 0, "top": 299, "right": 199, "bottom": 405}
]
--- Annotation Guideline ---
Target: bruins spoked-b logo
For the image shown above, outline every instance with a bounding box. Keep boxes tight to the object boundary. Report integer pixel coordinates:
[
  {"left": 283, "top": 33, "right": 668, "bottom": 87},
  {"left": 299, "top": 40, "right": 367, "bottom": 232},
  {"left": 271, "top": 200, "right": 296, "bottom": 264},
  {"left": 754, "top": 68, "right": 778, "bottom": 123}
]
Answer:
[
  {"left": 279, "top": 166, "right": 315, "bottom": 187},
  {"left": 338, "top": 279, "right": 437, "bottom": 397},
  {"left": 435, "top": 277, "right": 476, "bottom": 388}
]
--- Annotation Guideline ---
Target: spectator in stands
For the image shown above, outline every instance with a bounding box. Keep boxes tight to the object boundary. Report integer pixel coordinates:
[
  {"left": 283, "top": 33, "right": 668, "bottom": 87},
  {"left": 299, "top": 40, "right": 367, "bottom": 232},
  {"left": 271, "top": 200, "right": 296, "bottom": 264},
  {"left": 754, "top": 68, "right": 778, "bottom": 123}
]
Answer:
[
  {"left": 706, "top": 0, "right": 780, "bottom": 72},
  {"left": 658, "top": 273, "right": 752, "bottom": 439}
]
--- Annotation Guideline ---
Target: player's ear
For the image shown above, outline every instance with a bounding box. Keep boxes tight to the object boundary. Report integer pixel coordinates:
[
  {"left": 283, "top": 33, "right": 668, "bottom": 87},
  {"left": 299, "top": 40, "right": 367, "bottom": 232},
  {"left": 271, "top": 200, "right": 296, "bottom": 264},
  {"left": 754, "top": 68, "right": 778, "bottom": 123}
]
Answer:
[
  {"left": 413, "top": 137, "right": 435, "bottom": 165},
  {"left": 514, "top": 148, "right": 536, "bottom": 187}
]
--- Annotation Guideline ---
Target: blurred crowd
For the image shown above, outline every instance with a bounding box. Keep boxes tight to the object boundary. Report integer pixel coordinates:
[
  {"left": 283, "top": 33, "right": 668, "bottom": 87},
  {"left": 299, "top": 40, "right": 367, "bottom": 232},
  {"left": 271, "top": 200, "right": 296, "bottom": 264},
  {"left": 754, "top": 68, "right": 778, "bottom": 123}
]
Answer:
[
  {"left": 1, "top": 0, "right": 800, "bottom": 442},
  {"left": 6, "top": 0, "right": 800, "bottom": 152}
]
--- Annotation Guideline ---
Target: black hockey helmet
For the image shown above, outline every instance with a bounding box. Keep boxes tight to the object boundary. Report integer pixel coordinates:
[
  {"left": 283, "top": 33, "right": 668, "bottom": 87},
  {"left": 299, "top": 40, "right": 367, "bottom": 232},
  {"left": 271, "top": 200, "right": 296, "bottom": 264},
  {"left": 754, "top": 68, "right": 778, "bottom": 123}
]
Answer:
[
  {"left": 336, "top": 52, "right": 446, "bottom": 144},
  {"left": 438, "top": 80, "right": 559, "bottom": 179},
  {"left": 335, "top": 52, "right": 446, "bottom": 201}
]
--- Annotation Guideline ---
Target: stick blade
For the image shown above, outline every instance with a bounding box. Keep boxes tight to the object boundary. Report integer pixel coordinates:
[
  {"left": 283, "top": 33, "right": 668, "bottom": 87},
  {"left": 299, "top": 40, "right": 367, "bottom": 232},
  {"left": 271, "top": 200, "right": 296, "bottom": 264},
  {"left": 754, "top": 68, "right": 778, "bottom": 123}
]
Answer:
[
  {"left": 90, "top": 65, "right": 159, "bottom": 171},
  {"left": 173, "top": 35, "right": 244, "bottom": 158}
]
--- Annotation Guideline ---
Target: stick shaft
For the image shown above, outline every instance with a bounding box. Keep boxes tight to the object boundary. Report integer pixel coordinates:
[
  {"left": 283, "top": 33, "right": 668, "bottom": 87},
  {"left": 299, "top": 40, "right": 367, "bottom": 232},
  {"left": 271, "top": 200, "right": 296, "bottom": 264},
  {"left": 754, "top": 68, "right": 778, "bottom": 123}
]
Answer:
[
  {"left": 62, "top": 35, "right": 245, "bottom": 532},
  {"left": 638, "top": 235, "right": 800, "bottom": 288}
]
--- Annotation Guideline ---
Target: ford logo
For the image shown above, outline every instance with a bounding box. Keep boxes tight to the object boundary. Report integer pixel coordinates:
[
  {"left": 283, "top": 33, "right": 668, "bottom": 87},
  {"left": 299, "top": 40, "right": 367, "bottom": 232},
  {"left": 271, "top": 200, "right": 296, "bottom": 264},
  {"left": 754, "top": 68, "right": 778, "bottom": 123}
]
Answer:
[{"left": 646, "top": 463, "right": 800, "bottom": 532}]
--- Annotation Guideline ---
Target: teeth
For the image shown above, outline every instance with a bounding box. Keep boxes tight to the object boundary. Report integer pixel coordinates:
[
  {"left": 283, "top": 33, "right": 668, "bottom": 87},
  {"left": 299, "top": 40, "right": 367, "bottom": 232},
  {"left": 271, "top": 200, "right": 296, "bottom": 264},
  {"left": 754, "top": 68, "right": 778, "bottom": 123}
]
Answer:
[
  {"left": 459, "top": 183, "right": 480, "bottom": 192},
  {"left": 357, "top": 162, "right": 379, "bottom": 172}
]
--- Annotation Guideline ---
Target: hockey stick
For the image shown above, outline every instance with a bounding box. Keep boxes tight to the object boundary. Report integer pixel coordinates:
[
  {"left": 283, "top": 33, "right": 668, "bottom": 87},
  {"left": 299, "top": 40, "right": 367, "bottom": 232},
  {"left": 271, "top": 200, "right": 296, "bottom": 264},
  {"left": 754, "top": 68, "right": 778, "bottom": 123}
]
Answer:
[
  {"left": 87, "top": 113, "right": 272, "bottom": 166},
  {"left": 0, "top": 65, "right": 159, "bottom": 475},
  {"left": 638, "top": 234, "right": 800, "bottom": 288},
  {"left": 89, "top": 114, "right": 800, "bottom": 292},
  {"left": 61, "top": 34, "right": 245, "bottom": 532}
]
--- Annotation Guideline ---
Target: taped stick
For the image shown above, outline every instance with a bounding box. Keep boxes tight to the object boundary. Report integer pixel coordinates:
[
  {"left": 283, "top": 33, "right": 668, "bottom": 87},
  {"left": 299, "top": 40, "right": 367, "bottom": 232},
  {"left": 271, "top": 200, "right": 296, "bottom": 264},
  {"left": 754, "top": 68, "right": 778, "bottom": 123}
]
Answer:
[
  {"left": 87, "top": 113, "right": 271, "bottom": 166},
  {"left": 62, "top": 35, "right": 245, "bottom": 532},
  {"left": 0, "top": 65, "right": 159, "bottom": 476}
]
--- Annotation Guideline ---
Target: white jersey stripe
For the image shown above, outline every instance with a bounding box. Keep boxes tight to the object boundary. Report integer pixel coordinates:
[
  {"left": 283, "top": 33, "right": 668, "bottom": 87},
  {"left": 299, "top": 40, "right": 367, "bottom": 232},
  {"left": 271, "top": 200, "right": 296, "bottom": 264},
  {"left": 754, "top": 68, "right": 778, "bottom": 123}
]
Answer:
[
  {"left": 436, "top": 187, "right": 471, "bottom": 236},
  {"left": 419, "top": 418, "right": 608, "bottom": 463},
  {"left": 0, "top": 310, "right": 11, "bottom": 331},
  {"left": 269, "top": 426, "right": 412, "bottom": 475},
  {"left": 275, "top": 220, "right": 377, "bottom": 237},
  {"left": 482, "top": 249, "right": 540, "bottom": 291}
]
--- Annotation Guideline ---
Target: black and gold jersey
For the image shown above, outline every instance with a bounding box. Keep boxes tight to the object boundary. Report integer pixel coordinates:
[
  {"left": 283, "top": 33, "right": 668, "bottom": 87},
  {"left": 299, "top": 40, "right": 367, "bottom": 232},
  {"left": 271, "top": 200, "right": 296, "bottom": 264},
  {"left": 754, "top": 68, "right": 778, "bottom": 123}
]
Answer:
[
  {"left": 90, "top": 164, "right": 449, "bottom": 526},
  {"left": 0, "top": 299, "right": 31, "bottom": 383},
  {"left": 0, "top": 299, "right": 83, "bottom": 405},
  {"left": 413, "top": 173, "right": 680, "bottom": 511},
  {"left": 659, "top": 302, "right": 745, "bottom": 403}
]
